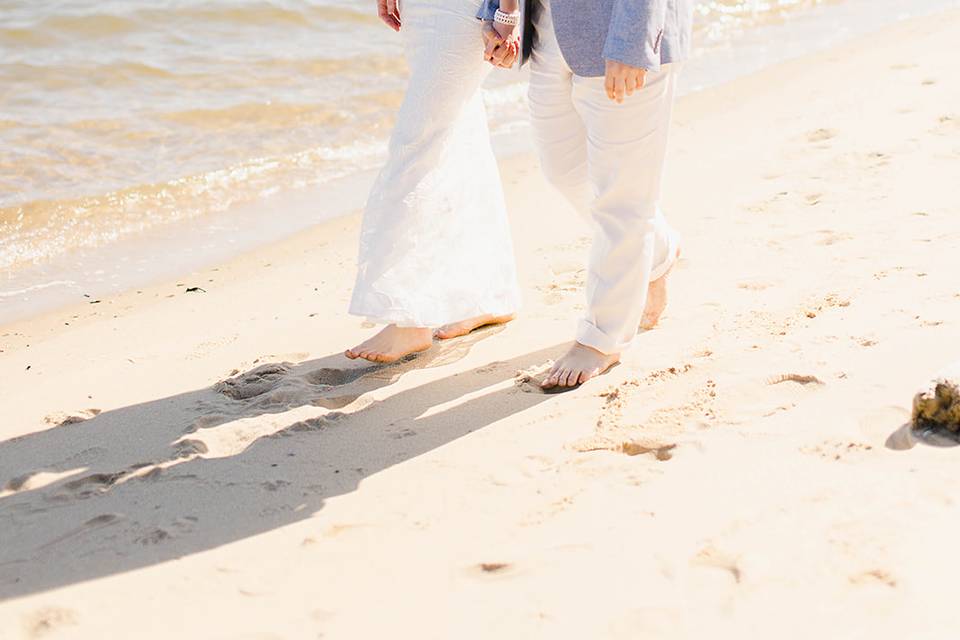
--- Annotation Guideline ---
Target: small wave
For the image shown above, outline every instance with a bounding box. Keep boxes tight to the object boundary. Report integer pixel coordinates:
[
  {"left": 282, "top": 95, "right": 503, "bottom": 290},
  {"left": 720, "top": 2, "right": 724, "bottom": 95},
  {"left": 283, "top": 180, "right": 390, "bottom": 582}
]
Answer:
[
  {"left": 0, "top": 61, "right": 175, "bottom": 91},
  {"left": 0, "top": 26, "right": 59, "bottom": 46},
  {"left": 0, "top": 137, "right": 388, "bottom": 273},
  {"left": 0, "top": 280, "right": 79, "bottom": 300},
  {"left": 39, "top": 13, "right": 140, "bottom": 37},
  {"left": 25, "top": 3, "right": 379, "bottom": 37},
  {"left": 136, "top": 3, "right": 315, "bottom": 27},
  {"left": 160, "top": 101, "right": 350, "bottom": 130},
  {"left": 133, "top": 3, "right": 379, "bottom": 27},
  {"left": 694, "top": 0, "right": 833, "bottom": 41}
]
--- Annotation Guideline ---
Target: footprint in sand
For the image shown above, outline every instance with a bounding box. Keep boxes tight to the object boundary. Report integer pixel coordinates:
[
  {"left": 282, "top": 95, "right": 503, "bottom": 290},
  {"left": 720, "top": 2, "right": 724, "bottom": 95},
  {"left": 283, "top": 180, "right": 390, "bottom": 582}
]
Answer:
[
  {"left": 183, "top": 413, "right": 231, "bottom": 434},
  {"left": 572, "top": 435, "right": 677, "bottom": 461},
  {"left": 537, "top": 272, "right": 585, "bottom": 305},
  {"left": 571, "top": 364, "right": 705, "bottom": 454},
  {"left": 22, "top": 607, "right": 79, "bottom": 639},
  {"left": 806, "top": 128, "right": 837, "bottom": 143},
  {"left": 37, "top": 514, "right": 123, "bottom": 552},
  {"left": 261, "top": 480, "right": 291, "bottom": 492},
  {"left": 849, "top": 569, "right": 897, "bottom": 588},
  {"left": 817, "top": 230, "right": 854, "bottom": 246},
  {"left": 58, "top": 472, "right": 125, "bottom": 499},
  {"left": 215, "top": 363, "right": 293, "bottom": 400},
  {"left": 513, "top": 363, "right": 553, "bottom": 393},
  {"left": 737, "top": 281, "right": 773, "bottom": 291},
  {"left": 766, "top": 374, "right": 824, "bottom": 386},
  {"left": 800, "top": 293, "right": 852, "bottom": 320},
  {"left": 215, "top": 361, "right": 363, "bottom": 411},
  {"left": 283, "top": 416, "right": 333, "bottom": 434},
  {"left": 933, "top": 114, "right": 959, "bottom": 136},
  {"left": 304, "top": 366, "right": 373, "bottom": 387},
  {"left": 712, "top": 373, "right": 825, "bottom": 421},
  {"left": 802, "top": 438, "right": 875, "bottom": 462},
  {"left": 691, "top": 545, "right": 743, "bottom": 585},
  {"left": 834, "top": 150, "right": 891, "bottom": 172},
  {"left": 226, "top": 326, "right": 503, "bottom": 404},
  {"left": 172, "top": 439, "right": 209, "bottom": 458},
  {"left": 136, "top": 528, "right": 172, "bottom": 546},
  {"left": 42, "top": 408, "right": 101, "bottom": 427}
]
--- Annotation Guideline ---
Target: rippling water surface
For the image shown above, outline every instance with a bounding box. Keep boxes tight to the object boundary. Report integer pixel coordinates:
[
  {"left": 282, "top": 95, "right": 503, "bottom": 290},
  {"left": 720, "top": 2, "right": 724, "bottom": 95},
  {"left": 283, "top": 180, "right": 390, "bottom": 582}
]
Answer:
[{"left": 0, "top": 0, "right": 945, "bottom": 276}]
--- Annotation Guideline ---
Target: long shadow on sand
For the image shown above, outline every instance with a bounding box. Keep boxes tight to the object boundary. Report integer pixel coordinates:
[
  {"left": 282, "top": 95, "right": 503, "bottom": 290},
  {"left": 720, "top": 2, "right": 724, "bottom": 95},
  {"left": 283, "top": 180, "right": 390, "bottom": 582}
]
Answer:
[{"left": 0, "top": 328, "right": 564, "bottom": 600}]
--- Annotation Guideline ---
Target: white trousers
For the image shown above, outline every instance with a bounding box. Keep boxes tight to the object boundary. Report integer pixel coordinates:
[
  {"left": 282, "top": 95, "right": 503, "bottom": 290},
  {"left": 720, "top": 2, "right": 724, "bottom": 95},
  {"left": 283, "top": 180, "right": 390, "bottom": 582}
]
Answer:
[
  {"left": 529, "top": 0, "right": 680, "bottom": 355},
  {"left": 349, "top": 0, "right": 521, "bottom": 328}
]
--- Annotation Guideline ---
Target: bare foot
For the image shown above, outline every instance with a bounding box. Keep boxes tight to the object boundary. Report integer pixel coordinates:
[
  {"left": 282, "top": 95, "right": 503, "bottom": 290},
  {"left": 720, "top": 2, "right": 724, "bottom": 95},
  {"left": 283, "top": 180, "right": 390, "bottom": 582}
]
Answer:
[
  {"left": 541, "top": 342, "right": 620, "bottom": 391},
  {"left": 435, "top": 313, "right": 516, "bottom": 340},
  {"left": 640, "top": 244, "right": 682, "bottom": 330},
  {"left": 345, "top": 325, "right": 432, "bottom": 364}
]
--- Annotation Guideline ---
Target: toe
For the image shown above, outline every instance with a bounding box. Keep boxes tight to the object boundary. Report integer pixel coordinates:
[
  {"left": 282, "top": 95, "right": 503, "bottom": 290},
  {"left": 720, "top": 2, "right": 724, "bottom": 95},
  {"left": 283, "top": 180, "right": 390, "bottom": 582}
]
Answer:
[
  {"left": 550, "top": 368, "right": 565, "bottom": 388},
  {"left": 345, "top": 349, "right": 357, "bottom": 359},
  {"left": 541, "top": 368, "right": 560, "bottom": 388}
]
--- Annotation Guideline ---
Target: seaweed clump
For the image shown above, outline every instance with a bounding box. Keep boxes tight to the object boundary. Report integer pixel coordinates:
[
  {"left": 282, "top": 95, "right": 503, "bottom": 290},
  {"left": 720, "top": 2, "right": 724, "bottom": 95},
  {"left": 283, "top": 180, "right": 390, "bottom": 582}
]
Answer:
[{"left": 913, "top": 376, "right": 960, "bottom": 433}]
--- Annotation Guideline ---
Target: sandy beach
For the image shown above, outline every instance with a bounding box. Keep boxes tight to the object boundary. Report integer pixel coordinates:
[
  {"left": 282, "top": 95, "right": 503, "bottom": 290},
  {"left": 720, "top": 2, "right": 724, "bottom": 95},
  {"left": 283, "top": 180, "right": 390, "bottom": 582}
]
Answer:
[{"left": 2, "top": 9, "right": 960, "bottom": 638}]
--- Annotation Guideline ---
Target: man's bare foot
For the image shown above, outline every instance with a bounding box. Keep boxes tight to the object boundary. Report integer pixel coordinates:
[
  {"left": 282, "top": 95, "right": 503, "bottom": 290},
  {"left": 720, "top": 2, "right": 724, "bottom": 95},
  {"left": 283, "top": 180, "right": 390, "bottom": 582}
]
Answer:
[
  {"left": 435, "top": 313, "right": 516, "bottom": 340},
  {"left": 640, "top": 244, "right": 682, "bottom": 330},
  {"left": 541, "top": 342, "right": 620, "bottom": 391},
  {"left": 345, "top": 325, "right": 432, "bottom": 364}
]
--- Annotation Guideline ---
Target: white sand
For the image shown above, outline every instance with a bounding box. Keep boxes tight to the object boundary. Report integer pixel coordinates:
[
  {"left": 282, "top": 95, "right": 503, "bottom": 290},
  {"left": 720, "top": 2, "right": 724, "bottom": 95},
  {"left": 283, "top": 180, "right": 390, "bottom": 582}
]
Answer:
[{"left": 2, "top": 10, "right": 960, "bottom": 639}]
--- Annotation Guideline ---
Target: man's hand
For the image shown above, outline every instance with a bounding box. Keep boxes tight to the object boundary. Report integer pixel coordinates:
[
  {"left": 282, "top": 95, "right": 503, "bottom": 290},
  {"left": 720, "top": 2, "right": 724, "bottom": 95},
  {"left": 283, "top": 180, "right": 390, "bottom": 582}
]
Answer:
[
  {"left": 482, "top": 22, "right": 519, "bottom": 68},
  {"left": 604, "top": 60, "right": 647, "bottom": 103},
  {"left": 377, "top": 0, "right": 401, "bottom": 31}
]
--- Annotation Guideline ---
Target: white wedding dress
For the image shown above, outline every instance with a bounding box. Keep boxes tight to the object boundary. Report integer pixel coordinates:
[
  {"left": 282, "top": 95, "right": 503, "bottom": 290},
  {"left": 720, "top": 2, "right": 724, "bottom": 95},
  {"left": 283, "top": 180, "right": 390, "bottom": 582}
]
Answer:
[{"left": 348, "top": 0, "right": 521, "bottom": 328}]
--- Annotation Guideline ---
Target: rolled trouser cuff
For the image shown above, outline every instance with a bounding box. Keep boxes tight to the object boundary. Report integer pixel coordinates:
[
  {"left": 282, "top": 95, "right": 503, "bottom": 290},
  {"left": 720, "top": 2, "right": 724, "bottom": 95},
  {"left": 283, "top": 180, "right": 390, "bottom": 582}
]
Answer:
[
  {"left": 575, "top": 319, "right": 633, "bottom": 356},
  {"left": 650, "top": 226, "right": 681, "bottom": 282}
]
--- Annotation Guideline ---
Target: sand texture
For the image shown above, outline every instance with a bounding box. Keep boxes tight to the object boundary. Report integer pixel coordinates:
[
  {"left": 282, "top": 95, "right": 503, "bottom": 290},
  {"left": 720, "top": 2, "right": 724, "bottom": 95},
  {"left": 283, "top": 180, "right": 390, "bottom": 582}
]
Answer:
[{"left": 1, "top": 10, "right": 960, "bottom": 640}]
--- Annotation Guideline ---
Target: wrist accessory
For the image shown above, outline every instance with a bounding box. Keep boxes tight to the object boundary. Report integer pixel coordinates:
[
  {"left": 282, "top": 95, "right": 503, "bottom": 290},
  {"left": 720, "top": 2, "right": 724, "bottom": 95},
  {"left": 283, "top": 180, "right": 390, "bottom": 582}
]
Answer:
[{"left": 494, "top": 9, "right": 520, "bottom": 27}]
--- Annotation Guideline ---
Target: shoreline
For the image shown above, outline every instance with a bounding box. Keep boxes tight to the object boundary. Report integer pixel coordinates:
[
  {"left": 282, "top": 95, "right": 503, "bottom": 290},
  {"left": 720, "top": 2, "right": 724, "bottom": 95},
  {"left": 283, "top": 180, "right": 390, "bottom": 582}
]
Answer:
[{"left": 2, "top": 9, "right": 960, "bottom": 638}]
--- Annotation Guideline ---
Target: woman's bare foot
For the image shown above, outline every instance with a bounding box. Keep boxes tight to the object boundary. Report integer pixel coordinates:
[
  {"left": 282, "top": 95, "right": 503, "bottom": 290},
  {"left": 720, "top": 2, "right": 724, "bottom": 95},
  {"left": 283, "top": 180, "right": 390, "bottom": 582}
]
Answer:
[
  {"left": 345, "top": 325, "right": 432, "bottom": 363},
  {"left": 640, "top": 244, "right": 682, "bottom": 330},
  {"left": 435, "top": 313, "right": 516, "bottom": 340},
  {"left": 541, "top": 342, "right": 620, "bottom": 391}
]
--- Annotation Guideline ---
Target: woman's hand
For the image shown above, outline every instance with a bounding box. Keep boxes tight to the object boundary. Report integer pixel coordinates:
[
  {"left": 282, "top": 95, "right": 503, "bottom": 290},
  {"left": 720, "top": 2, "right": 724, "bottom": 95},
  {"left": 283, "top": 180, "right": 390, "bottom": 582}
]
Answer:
[
  {"left": 377, "top": 0, "right": 401, "bottom": 31},
  {"left": 482, "top": 22, "right": 519, "bottom": 68},
  {"left": 493, "top": 19, "right": 518, "bottom": 46}
]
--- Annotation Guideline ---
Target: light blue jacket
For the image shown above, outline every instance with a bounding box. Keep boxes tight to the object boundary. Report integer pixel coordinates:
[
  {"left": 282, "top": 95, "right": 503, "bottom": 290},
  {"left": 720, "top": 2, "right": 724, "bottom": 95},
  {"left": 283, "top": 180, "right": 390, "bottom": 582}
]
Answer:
[{"left": 478, "top": 0, "right": 694, "bottom": 77}]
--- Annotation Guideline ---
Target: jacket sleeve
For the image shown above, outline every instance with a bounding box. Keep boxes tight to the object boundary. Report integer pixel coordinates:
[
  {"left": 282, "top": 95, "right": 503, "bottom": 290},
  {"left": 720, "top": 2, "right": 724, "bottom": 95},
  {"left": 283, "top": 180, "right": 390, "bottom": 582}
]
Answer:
[
  {"left": 477, "top": 0, "right": 500, "bottom": 21},
  {"left": 602, "top": 0, "right": 668, "bottom": 71}
]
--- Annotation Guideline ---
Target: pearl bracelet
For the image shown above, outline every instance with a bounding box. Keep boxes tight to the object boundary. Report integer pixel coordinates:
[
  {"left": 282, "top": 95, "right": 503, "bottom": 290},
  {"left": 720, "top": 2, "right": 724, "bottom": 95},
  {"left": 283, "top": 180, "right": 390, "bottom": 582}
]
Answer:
[{"left": 494, "top": 8, "right": 520, "bottom": 27}]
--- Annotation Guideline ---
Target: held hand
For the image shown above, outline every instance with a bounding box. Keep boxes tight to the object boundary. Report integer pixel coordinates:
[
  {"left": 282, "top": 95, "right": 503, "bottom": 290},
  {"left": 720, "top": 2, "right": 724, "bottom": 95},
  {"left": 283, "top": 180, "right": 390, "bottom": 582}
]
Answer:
[
  {"left": 482, "top": 22, "right": 519, "bottom": 68},
  {"left": 604, "top": 60, "right": 646, "bottom": 103},
  {"left": 493, "top": 18, "right": 517, "bottom": 44},
  {"left": 376, "top": 0, "right": 401, "bottom": 31}
]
